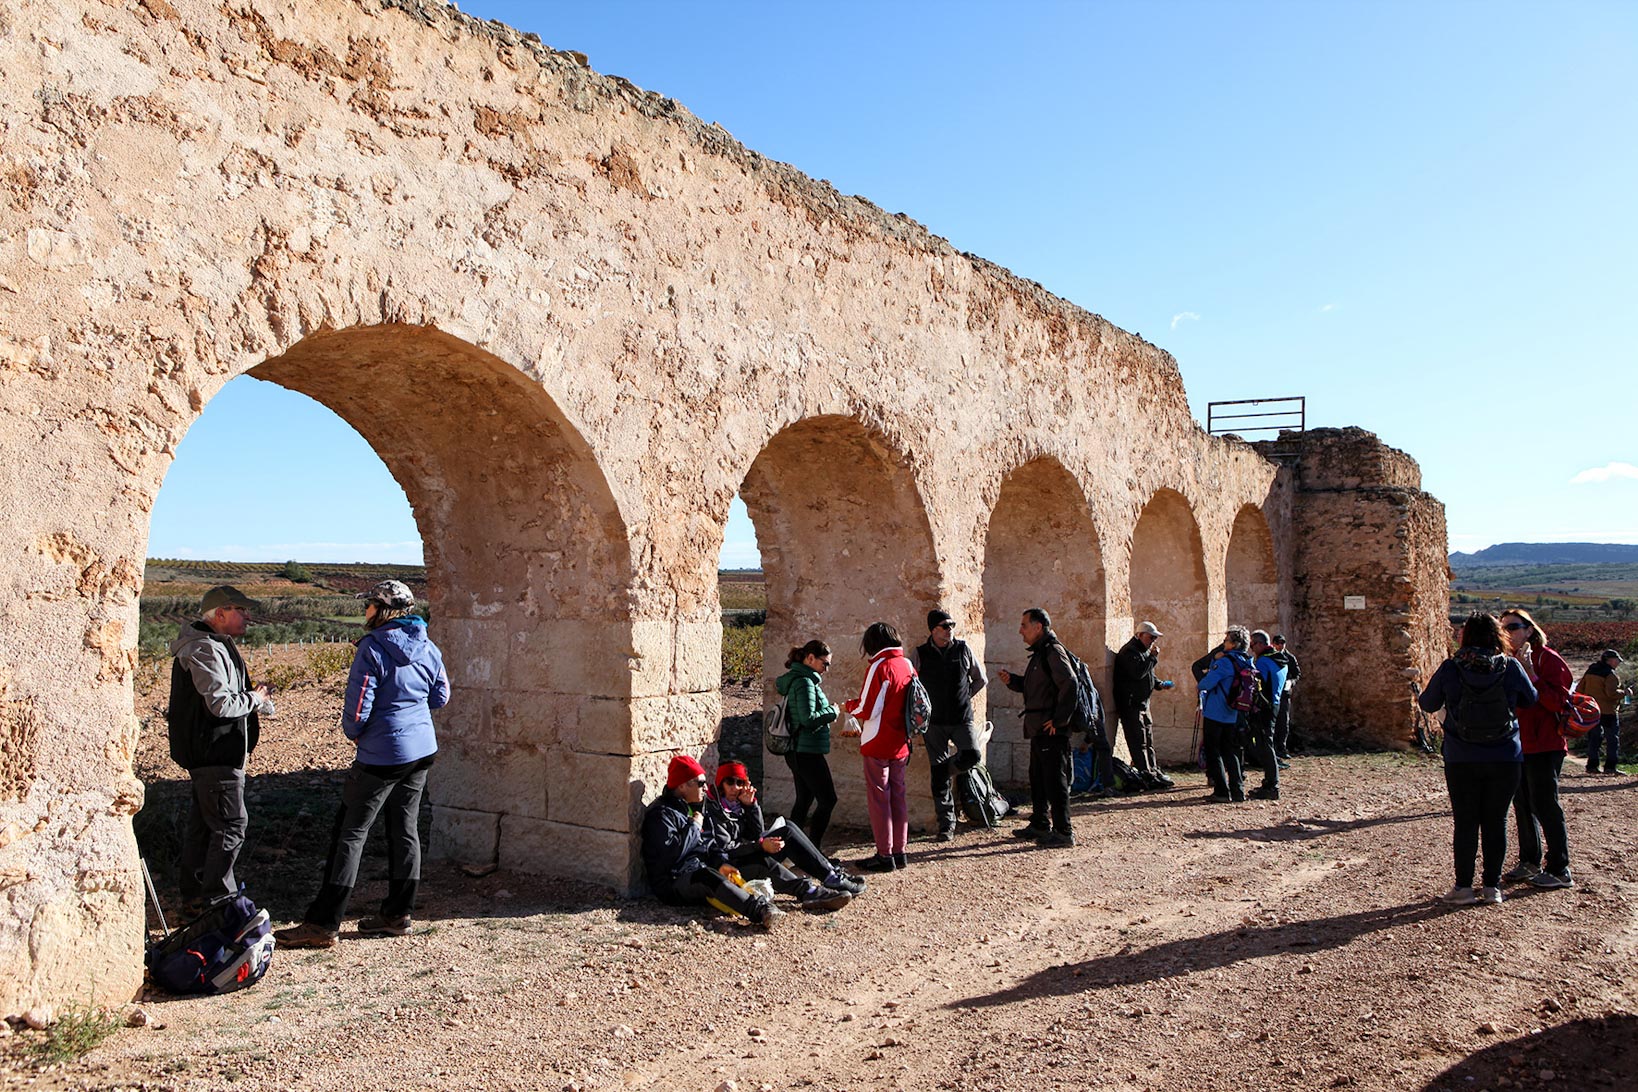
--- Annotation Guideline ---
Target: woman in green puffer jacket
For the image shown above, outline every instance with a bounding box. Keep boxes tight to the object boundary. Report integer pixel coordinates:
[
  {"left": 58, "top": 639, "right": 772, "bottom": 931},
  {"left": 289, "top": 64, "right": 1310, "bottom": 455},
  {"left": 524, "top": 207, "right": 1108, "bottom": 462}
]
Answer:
[{"left": 776, "top": 640, "right": 840, "bottom": 849}]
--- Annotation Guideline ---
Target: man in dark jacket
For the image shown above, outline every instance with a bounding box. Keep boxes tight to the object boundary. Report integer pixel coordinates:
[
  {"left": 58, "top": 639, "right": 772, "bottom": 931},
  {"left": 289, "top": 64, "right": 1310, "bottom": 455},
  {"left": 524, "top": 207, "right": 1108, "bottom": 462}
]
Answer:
[
  {"left": 1267, "top": 634, "right": 1302, "bottom": 760},
  {"left": 641, "top": 755, "right": 780, "bottom": 928},
  {"left": 167, "top": 585, "right": 272, "bottom": 910},
  {"left": 998, "top": 608, "right": 1079, "bottom": 847},
  {"left": 1112, "top": 621, "right": 1176, "bottom": 789},
  {"left": 909, "top": 609, "right": 988, "bottom": 840}
]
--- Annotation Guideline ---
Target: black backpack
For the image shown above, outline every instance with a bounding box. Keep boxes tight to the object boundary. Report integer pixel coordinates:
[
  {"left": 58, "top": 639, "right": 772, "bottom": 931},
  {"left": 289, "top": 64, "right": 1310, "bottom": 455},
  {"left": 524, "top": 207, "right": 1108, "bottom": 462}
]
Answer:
[
  {"left": 1042, "top": 645, "right": 1103, "bottom": 737},
  {"left": 958, "top": 763, "right": 1010, "bottom": 827},
  {"left": 147, "top": 889, "right": 274, "bottom": 995},
  {"left": 1453, "top": 670, "right": 1514, "bottom": 744}
]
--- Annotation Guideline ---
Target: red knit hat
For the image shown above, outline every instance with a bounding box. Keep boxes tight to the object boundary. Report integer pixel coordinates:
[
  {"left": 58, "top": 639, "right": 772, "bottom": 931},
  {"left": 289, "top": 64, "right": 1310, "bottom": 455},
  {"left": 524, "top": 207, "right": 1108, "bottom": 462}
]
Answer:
[
  {"left": 666, "top": 754, "right": 707, "bottom": 791},
  {"left": 714, "top": 761, "right": 750, "bottom": 789}
]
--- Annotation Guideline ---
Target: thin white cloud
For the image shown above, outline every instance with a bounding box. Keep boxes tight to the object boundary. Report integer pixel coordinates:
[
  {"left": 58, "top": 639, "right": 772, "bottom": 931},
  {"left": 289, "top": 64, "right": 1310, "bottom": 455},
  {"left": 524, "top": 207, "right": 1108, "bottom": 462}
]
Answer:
[
  {"left": 1318, "top": 303, "right": 1336, "bottom": 313},
  {"left": 1170, "top": 311, "right": 1200, "bottom": 330},
  {"left": 1570, "top": 462, "right": 1638, "bottom": 485}
]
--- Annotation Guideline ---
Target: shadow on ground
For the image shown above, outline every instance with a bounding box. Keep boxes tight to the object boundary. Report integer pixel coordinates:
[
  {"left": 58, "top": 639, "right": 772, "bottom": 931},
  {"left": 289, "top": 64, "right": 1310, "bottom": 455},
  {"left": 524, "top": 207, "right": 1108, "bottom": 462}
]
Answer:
[
  {"left": 1422, "top": 1014, "right": 1638, "bottom": 1090},
  {"left": 948, "top": 899, "right": 1456, "bottom": 1008},
  {"left": 1185, "top": 810, "right": 1444, "bottom": 842}
]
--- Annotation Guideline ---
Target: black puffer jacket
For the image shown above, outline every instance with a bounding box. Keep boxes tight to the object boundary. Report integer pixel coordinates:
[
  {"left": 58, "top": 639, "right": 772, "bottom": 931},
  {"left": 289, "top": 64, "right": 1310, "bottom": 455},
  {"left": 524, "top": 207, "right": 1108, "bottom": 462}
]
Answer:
[
  {"left": 1113, "top": 636, "right": 1159, "bottom": 712},
  {"left": 640, "top": 791, "right": 730, "bottom": 897}
]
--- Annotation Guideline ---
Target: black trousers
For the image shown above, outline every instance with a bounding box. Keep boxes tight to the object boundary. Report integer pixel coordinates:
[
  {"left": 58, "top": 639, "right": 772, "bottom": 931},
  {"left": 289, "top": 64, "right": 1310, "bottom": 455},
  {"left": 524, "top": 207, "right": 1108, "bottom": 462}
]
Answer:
[
  {"left": 1444, "top": 760, "right": 1521, "bottom": 888},
  {"left": 304, "top": 755, "right": 433, "bottom": 930},
  {"left": 925, "top": 720, "right": 980, "bottom": 832},
  {"left": 1118, "top": 706, "right": 1158, "bottom": 775},
  {"left": 658, "top": 867, "right": 763, "bottom": 917},
  {"left": 1201, "top": 717, "right": 1243, "bottom": 797},
  {"left": 784, "top": 751, "right": 837, "bottom": 849},
  {"left": 1027, "top": 731, "right": 1073, "bottom": 834},
  {"left": 1247, "top": 711, "right": 1280, "bottom": 791},
  {"left": 1273, "top": 689, "right": 1295, "bottom": 754},
  {"left": 734, "top": 821, "right": 836, "bottom": 893},
  {"left": 1586, "top": 714, "right": 1620, "bottom": 771},
  {"left": 1514, "top": 751, "right": 1570, "bottom": 873}
]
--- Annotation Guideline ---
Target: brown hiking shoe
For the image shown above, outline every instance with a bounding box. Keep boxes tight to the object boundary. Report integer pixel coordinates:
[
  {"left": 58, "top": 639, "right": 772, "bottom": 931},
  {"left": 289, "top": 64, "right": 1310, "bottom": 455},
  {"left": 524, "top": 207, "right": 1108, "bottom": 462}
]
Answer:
[
  {"left": 274, "top": 922, "right": 338, "bottom": 949},
  {"left": 357, "top": 914, "right": 413, "bottom": 937}
]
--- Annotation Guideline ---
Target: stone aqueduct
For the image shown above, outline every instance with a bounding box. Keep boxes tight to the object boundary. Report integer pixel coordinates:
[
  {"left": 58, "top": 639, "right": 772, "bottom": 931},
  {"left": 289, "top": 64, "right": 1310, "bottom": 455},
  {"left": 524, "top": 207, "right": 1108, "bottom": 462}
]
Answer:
[{"left": 0, "top": 0, "right": 1450, "bottom": 1011}]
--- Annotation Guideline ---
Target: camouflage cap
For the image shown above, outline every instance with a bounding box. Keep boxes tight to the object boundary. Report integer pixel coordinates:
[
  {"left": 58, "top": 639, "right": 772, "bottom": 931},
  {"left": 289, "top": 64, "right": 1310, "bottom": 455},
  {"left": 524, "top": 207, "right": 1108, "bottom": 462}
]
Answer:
[
  {"left": 358, "top": 579, "right": 416, "bottom": 609},
  {"left": 200, "top": 585, "right": 259, "bottom": 613}
]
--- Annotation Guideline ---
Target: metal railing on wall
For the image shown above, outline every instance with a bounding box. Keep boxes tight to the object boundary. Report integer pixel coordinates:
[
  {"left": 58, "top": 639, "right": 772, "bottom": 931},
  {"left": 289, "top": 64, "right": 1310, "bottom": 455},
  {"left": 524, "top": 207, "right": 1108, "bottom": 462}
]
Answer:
[{"left": 1206, "top": 396, "right": 1305, "bottom": 458}]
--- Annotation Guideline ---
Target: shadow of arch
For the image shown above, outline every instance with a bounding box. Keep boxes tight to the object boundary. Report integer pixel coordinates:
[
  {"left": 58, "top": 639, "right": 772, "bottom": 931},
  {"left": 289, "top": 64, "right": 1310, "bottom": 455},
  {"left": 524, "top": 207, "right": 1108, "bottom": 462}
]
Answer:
[
  {"left": 1423, "top": 1015, "right": 1638, "bottom": 1090},
  {"left": 1226, "top": 503, "right": 1280, "bottom": 635},
  {"left": 161, "top": 323, "right": 639, "bottom": 889},
  {"left": 981, "top": 457, "right": 1106, "bottom": 787},
  {"left": 1130, "top": 488, "right": 1208, "bottom": 759},
  {"left": 732, "top": 414, "right": 942, "bottom": 826}
]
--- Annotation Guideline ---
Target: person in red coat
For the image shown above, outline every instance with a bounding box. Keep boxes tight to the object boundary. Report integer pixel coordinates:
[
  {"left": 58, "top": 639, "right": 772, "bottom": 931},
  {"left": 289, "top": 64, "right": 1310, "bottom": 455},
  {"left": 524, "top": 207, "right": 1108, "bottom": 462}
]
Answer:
[
  {"left": 842, "top": 622, "right": 914, "bottom": 873},
  {"left": 1499, "top": 607, "right": 1575, "bottom": 889}
]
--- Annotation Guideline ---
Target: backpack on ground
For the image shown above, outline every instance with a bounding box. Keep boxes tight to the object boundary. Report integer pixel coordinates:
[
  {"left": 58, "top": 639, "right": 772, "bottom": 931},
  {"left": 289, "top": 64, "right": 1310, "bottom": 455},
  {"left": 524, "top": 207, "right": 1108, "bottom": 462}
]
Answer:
[
  {"left": 903, "top": 674, "right": 933, "bottom": 740},
  {"left": 1452, "top": 671, "right": 1514, "bottom": 744},
  {"left": 957, "top": 762, "right": 1009, "bottom": 827},
  {"left": 145, "top": 886, "right": 274, "bottom": 995},
  {"left": 1071, "top": 746, "right": 1097, "bottom": 794},
  {"left": 1227, "top": 660, "right": 1261, "bottom": 714},
  {"left": 764, "top": 695, "right": 795, "bottom": 755},
  {"left": 1110, "top": 755, "right": 1146, "bottom": 793}
]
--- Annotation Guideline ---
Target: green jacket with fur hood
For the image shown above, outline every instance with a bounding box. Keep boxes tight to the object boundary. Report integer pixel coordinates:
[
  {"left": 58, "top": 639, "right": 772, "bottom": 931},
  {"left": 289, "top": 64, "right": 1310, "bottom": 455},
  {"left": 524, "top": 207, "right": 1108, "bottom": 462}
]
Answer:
[{"left": 775, "top": 662, "right": 838, "bottom": 754}]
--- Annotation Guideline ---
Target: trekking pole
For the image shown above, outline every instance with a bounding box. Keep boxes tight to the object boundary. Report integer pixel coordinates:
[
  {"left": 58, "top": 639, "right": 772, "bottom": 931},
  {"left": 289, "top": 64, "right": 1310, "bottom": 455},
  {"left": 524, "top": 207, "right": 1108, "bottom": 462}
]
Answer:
[{"left": 140, "top": 856, "right": 170, "bottom": 938}]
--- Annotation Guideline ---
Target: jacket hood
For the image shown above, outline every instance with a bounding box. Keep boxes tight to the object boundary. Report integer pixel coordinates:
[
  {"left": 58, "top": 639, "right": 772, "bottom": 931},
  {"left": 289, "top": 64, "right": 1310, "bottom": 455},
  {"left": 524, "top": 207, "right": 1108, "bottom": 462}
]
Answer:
[
  {"left": 1224, "top": 647, "right": 1253, "bottom": 668},
  {"left": 776, "top": 662, "right": 820, "bottom": 695},
  {"left": 367, "top": 615, "right": 429, "bottom": 667},
  {"left": 1454, "top": 646, "right": 1507, "bottom": 678},
  {"left": 1586, "top": 660, "right": 1615, "bottom": 678},
  {"left": 169, "top": 619, "right": 220, "bottom": 657}
]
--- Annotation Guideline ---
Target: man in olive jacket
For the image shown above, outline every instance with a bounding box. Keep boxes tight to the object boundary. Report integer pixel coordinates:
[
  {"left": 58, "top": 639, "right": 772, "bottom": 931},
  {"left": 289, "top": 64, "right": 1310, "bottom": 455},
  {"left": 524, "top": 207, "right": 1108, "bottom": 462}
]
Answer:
[
  {"left": 998, "top": 608, "right": 1079, "bottom": 847},
  {"left": 167, "top": 586, "right": 272, "bottom": 909},
  {"left": 1579, "top": 649, "right": 1628, "bottom": 774}
]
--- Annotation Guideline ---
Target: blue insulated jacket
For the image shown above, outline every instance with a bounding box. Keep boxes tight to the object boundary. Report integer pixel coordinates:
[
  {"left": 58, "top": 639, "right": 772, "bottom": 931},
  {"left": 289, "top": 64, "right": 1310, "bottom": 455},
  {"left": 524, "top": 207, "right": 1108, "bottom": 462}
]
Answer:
[
  {"left": 1198, "top": 648, "right": 1254, "bottom": 723},
  {"left": 1254, "top": 653, "right": 1288, "bottom": 721},
  {"left": 343, "top": 616, "right": 449, "bottom": 765}
]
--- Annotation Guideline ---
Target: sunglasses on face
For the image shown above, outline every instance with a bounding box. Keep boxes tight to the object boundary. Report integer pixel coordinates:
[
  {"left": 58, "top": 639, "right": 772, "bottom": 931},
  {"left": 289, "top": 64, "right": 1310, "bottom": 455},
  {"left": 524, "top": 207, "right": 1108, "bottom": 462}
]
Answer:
[
  {"left": 720, "top": 778, "right": 749, "bottom": 788},
  {"left": 1503, "top": 621, "right": 1531, "bottom": 633},
  {"left": 936, "top": 622, "right": 955, "bottom": 630}
]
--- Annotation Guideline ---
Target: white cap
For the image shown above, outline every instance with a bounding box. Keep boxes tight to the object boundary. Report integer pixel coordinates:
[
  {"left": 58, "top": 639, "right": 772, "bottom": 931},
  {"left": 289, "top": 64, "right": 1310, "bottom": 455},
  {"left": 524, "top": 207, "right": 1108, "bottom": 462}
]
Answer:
[{"left": 1138, "top": 621, "right": 1163, "bottom": 638}]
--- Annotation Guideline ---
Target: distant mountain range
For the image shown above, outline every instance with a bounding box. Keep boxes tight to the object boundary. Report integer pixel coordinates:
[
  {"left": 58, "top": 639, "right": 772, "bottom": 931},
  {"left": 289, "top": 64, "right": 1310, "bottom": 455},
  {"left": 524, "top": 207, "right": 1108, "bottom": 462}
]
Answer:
[{"left": 1450, "top": 542, "right": 1638, "bottom": 568}]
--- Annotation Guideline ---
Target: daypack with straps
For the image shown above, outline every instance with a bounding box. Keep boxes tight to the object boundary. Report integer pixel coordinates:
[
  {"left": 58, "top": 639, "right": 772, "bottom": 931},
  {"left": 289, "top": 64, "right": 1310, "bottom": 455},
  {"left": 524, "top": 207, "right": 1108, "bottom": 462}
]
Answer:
[
  {"left": 763, "top": 695, "right": 796, "bottom": 755},
  {"left": 1452, "top": 670, "right": 1514, "bottom": 744},
  {"left": 1227, "top": 659, "right": 1261, "bottom": 714},
  {"left": 902, "top": 673, "right": 933, "bottom": 740},
  {"left": 1037, "top": 643, "right": 1103, "bottom": 737}
]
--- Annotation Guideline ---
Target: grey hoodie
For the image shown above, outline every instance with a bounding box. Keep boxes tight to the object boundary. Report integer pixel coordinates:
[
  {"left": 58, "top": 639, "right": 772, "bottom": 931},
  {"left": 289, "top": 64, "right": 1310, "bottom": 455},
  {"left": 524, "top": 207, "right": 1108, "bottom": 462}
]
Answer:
[{"left": 167, "top": 621, "right": 262, "bottom": 769}]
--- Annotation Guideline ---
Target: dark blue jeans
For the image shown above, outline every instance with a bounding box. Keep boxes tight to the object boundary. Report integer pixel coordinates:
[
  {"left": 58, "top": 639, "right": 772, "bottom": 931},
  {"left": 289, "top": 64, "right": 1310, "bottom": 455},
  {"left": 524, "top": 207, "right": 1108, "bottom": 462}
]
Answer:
[
  {"left": 1444, "top": 760, "right": 1521, "bottom": 888},
  {"left": 1585, "top": 714, "right": 1620, "bottom": 771}
]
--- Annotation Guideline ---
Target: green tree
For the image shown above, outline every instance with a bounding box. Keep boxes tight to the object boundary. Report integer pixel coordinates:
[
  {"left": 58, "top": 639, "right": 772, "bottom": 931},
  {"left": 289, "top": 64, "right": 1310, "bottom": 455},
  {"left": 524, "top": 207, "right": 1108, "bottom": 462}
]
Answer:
[{"left": 282, "top": 559, "right": 311, "bottom": 583}]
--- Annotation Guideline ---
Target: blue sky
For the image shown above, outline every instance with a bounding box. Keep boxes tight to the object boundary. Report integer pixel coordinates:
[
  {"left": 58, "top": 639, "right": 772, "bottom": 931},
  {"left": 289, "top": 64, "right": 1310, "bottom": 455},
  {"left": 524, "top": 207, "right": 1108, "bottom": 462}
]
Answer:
[{"left": 148, "top": 1, "right": 1638, "bottom": 565}]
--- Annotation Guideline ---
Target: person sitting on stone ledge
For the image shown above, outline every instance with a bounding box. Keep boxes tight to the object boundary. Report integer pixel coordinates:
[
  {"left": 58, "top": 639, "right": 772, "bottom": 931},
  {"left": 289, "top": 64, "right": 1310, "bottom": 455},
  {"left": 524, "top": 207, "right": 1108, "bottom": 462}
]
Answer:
[
  {"left": 640, "top": 755, "right": 780, "bottom": 928},
  {"left": 707, "top": 761, "right": 864, "bottom": 908}
]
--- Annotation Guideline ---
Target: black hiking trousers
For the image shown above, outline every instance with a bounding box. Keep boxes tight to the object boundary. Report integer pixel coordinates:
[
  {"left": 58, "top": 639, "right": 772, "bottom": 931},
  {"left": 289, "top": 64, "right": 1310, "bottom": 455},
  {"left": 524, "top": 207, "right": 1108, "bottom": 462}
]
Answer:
[
  {"left": 1513, "top": 751, "right": 1570, "bottom": 874},
  {"left": 1027, "top": 730, "right": 1073, "bottom": 834},
  {"left": 1444, "top": 760, "right": 1520, "bottom": 888}
]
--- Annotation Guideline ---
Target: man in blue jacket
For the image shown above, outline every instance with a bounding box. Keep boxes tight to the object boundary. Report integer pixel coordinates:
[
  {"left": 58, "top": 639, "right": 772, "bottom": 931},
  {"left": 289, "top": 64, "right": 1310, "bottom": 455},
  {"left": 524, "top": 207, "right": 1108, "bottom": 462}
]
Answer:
[
  {"left": 1197, "top": 626, "right": 1255, "bottom": 802},
  {"left": 1246, "top": 631, "right": 1289, "bottom": 800}
]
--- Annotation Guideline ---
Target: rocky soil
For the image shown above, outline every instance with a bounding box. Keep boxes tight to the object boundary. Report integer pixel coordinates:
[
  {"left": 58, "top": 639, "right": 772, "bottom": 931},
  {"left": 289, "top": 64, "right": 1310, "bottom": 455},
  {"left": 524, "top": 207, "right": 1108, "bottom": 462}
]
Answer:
[{"left": 4, "top": 659, "right": 1636, "bottom": 1091}]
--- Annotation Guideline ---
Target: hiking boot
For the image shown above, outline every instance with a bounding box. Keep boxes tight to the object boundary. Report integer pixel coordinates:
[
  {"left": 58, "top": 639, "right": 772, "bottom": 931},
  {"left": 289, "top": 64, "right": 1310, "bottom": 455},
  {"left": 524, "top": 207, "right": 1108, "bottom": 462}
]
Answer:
[
  {"left": 1529, "top": 869, "right": 1573, "bottom": 890},
  {"left": 274, "top": 922, "right": 339, "bottom": 949},
  {"left": 1150, "top": 771, "right": 1176, "bottom": 788},
  {"left": 1013, "top": 824, "right": 1048, "bottom": 840},
  {"left": 823, "top": 870, "right": 866, "bottom": 896},
  {"left": 891, "top": 852, "right": 908, "bottom": 870},
  {"left": 1229, "top": 791, "right": 1247, "bottom": 803},
  {"left": 798, "top": 885, "right": 852, "bottom": 912},
  {"left": 1248, "top": 785, "right": 1280, "bottom": 801},
  {"left": 357, "top": 913, "right": 412, "bottom": 937},
  {"left": 1276, "top": 759, "right": 1291, "bottom": 770},
  {"left": 1587, "top": 763, "right": 1600, "bottom": 775},
  {"left": 858, "top": 854, "right": 896, "bottom": 873},
  {"left": 1037, "top": 831, "right": 1076, "bottom": 848},
  {"left": 1207, "top": 791, "right": 1231, "bottom": 803},
  {"left": 1438, "top": 885, "right": 1479, "bottom": 906},
  {"left": 750, "top": 899, "right": 785, "bottom": 930},
  {"left": 933, "top": 827, "right": 956, "bottom": 843},
  {"left": 1478, "top": 886, "right": 1504, "bottom": 905},
  {"left": 1502, "top": 863, "right": 1540, "bottom": 884}
]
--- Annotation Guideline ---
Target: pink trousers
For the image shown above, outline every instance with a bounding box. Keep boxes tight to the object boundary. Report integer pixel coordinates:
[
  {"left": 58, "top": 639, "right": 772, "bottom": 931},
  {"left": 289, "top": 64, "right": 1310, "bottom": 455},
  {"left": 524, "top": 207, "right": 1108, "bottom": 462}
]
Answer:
[{"left": 861, "top": 755, "right": 909, "bottom": 856}]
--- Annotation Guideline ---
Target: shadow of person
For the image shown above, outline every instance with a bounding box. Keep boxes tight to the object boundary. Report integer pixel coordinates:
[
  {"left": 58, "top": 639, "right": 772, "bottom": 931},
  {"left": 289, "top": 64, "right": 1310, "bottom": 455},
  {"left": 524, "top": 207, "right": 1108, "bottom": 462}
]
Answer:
[
  {"left": 1184, "top": 810, "right": 1445, "bottom": 843},
  {"left": 1559, "top": 777, "right": 1637, "bottom": 795},
  {"left": 946, "top": 899, "right": 1457, "bottom": 1009},
  {"left": 1421, "top": 1014, "right": 1638, "bottom": 1090}
]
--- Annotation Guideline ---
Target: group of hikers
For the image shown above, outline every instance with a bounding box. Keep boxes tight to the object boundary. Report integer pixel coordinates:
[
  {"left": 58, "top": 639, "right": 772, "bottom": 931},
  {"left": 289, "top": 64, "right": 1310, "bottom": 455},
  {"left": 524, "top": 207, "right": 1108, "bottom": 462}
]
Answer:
[
  {"left": 641, "top": 608, "right": 1308, "bottom": 928},
  {"left": 165, "top": 579, "right": 1623, "bottom": 939},
  {"left": 1419, "top": 609, "right": 1629, "bottom": 905}
]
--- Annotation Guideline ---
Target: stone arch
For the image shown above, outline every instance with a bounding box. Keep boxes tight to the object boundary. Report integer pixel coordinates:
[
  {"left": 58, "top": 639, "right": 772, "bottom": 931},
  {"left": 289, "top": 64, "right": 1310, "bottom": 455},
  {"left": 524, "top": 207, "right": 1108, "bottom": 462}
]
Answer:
[
  {"left": 1129, "top": 488, "right": 1209, "bottom": 756},
  {"left": 733, "top": 415, "right": 942, "bottom": 818},
  {"left": 981, "top": 458, "right": 1106, "bottom": 786},
  {"left": 189, "top": 324, "right": 639, "bottom": 885},
  {"left": 1226, "top": 504, "right": 1281, "bottom": 636}
]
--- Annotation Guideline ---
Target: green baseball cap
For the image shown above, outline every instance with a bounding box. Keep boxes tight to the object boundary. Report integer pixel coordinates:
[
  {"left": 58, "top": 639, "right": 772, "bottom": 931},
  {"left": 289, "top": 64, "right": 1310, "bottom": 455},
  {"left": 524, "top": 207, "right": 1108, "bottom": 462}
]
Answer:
[{"left": 200, "top": 585, "right": 259, "bottom": 613}]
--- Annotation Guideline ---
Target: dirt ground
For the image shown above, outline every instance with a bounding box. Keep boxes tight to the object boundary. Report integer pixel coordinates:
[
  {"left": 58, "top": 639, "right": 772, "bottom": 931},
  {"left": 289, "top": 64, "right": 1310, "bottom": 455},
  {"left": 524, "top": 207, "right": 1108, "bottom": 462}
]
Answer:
[{"left": 4, "top": 659, "right": 1636, "bottom": 1092}]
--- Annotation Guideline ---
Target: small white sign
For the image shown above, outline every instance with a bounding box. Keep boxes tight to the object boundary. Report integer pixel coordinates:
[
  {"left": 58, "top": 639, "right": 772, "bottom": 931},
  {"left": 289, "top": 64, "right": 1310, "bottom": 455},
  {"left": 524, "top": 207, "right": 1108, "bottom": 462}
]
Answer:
[{"left": 1344, "top": 596, "right": 1366, "bottom": 611}]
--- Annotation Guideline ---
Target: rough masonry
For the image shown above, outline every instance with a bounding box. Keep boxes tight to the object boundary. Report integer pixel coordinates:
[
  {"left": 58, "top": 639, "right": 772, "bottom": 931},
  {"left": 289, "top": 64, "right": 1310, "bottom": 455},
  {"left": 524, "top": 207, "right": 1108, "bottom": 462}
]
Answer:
[{"left": 0, "top": 0, "right": 1449, "bottom": 1012}]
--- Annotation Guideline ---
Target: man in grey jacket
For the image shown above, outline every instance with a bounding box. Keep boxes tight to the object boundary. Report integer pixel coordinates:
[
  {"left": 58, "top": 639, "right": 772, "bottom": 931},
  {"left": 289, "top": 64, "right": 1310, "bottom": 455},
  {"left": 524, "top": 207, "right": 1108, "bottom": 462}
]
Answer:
[{"left": 167, "top": 585, "right": 273, "bottom": 911}]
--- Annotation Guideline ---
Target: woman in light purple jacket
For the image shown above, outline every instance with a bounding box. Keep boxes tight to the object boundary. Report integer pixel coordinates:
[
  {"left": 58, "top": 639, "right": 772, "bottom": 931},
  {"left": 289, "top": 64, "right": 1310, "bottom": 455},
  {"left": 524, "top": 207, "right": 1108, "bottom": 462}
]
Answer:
[{"left": 276, "top": 580, "right": 449, "bottom": 948}]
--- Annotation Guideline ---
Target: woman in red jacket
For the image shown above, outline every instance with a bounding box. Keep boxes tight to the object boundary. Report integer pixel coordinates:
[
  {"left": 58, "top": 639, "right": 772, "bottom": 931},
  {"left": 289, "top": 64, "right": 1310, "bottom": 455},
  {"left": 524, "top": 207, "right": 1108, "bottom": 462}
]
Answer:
[
  {"left": 1500, "top": 607, "right": 1575, "bottom": 889},
  {"left": 842, "top": 622, "right": 914, "bottom": 873}
]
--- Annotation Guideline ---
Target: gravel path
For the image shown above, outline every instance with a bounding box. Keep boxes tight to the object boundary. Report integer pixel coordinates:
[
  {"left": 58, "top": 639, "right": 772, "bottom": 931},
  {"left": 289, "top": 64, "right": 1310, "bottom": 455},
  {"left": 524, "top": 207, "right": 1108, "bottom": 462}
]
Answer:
[{"left": 5, "top": 666, "right": 1636, "bottom": 1091}]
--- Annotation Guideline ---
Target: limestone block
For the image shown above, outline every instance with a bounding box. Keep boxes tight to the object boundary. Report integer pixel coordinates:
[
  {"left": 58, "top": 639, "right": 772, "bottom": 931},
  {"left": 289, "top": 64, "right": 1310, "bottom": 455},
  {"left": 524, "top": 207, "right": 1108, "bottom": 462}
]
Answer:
[
  {"left": 506, "top": 622, "right": 634, "bottom": 696},
  {"left": 438, "top": 618, "right": 510, "bottom": 689},
  {"left": 487, "top": 691, "right": 569, "bottom": 747},
  {"left": 432, "top": 743, "right": 547, "bottom": 818},
  {"left": 628, "top": 692, "right": 722, "bottom": 756},
  {"left": 429, "top": 804, "right": 500, "bottom": 867},
  {"left": 547, "top": 749, "right": 637, "bottom": 832},
  {"left": 561, "top": 696, "right": 633, "bottom": 755},
  {"left": 498, "top": 815, "right": 635, "bottom": 890}
]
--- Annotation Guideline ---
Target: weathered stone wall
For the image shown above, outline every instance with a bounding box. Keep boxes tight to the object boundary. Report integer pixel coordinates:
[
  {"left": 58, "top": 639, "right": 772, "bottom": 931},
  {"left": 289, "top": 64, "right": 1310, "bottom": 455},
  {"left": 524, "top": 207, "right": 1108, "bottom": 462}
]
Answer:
[{"left": 0, "top": 0, "right": 1443, "bottom": 1012}]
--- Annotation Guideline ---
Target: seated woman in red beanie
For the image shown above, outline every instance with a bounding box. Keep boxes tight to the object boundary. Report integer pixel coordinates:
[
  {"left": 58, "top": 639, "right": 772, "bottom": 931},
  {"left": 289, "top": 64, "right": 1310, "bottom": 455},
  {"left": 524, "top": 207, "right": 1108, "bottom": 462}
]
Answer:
[
  {"left": 707, "top": 761, "right": 864, "bottom": 909},
  {"left": 640, "top": 755, "right": 780, "bottom": 927}
]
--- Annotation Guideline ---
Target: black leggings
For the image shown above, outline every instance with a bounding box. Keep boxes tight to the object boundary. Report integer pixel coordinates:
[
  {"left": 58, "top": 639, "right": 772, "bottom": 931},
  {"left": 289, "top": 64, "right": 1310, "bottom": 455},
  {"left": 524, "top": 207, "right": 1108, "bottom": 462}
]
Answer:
[
  {"left": 1514, "top": 751, "right": 1570, "bottom": 872},
  {"left": 1444, "top": 760, "right": 1521, "bottom": 888},
  {"left": 785, "top": 752, "right": 836, "bottom": 849}
]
